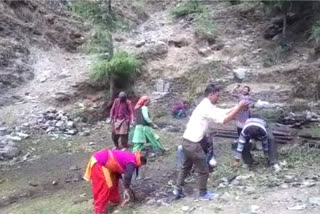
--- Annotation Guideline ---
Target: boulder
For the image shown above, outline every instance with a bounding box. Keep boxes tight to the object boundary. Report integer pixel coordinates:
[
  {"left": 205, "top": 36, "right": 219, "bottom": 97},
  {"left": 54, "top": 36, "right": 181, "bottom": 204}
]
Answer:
[
  {"left": 0, "top": 145, "right": 20, "bottom": 159},
  {"left": 233, "top": 68, "right": 247, "bottom": 82}
]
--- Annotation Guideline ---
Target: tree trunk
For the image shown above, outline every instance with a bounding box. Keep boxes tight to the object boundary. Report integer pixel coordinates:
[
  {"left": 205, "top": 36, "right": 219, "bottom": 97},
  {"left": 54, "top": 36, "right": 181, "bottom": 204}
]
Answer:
[
  {"left": 282, "top": 11, "right": 287, "bottom": 38},
  {"left": 108, "top": 0, "right": 112, "bottom": 13}
]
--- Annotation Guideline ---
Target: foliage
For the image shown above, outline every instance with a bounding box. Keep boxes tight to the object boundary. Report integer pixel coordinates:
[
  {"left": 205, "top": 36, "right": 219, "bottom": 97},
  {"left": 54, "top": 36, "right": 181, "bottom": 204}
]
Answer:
[
  {"left": 70, "top": 0, "right": 113, "bottom": 29},
  {"left": 310, "top": 23, "right": 320, "bottom": 45},
  {"left": 262, "top": 42, "right": 292, "bottom": 67},
  {"left": 284, "top": 145, "right": 320, "bottom": 168},
  {"left": 90, "top": 50, "right": 140, "bottom": 87},
  {"left": 171, "top": 0, "right": 204, "bottom": 18},
  {"left": 83, "top": 26, "right": 113, "bottom": 55},
  {"left": 193, "top": 11, "right": 217, "bottom": 41},
  {"left": 261, "top": 1, "right": 320, "bottom": 37}
]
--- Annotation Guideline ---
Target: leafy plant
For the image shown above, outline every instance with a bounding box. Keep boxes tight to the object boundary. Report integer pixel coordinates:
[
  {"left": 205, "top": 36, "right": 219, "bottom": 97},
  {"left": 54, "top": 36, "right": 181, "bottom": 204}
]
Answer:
[
  {"left": 90, "top": 50, "right": 140, "bottom": 96},
  {"left": 171, "top": 0, "right": 204, "bottom": 18},
  {"left": 310, "top": 23, "right": 320, "bottom": 45},
  {"left": 193, "top": 12, "right": 217, "bottom": 41}
]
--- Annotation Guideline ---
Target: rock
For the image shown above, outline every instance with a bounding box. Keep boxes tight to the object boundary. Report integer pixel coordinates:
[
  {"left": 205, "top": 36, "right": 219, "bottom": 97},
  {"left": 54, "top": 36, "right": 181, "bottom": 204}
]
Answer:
[
  {"left": 52, "top": 181, "right": 58, "bottom": 185},
  {"left": 236, "top": 174, "right": 254, "bottom": 180},
  {"left": 302, "top": 180, "right": 316, "bottom": 188},
  {"left": 138, "top": 41, "right": 168, "bottom": 60},
  {"left": 29, "top": 181, "right": 39, "bottom": 187},
  {"left": 146, "top": 198, "right": 156, "bottom": 205},
  {"left": 16, "top": 132, "right": 29, "bottom": 139},
  {"left": 54, "top": 91, "right": 73, "bottom": 101},
  {"left": 69, "top": 165, "right": 80, "bottom": 171},
  {"left": 57, "top": 69, "right": 71, "bottom": 79},
  {"left": 168, "top": 36, "right": 189, "bottom": 47},
  {"left": 6, "top": 136, "right": 22, "bottom": 142},
  {"left": 80, "top": 130, "right": 90, "bottom": 136},
  {"left": 0, "top": 127, "right": 8, "bottom": 136},
  {"left": 155, "top": 79, "right": 170, "bottom": 93},
  {"left": 250, "top": 205, "right": 260, "bottom": 213},
  {"left": 287, "top": 204, "right": 306, "bottom": 210},
  {"left": 308, "top": 197, "right": 320, "bottom": 206},
  {"left": 181, "top": 206, "right": 190, "bottom": 212},
  {"left": 233, "top": 68, "right": 247, "bottom": 81},
  {"left": 0, "top": 145, "right": 20, "bottom": 159},
  {"left": 39, "top": 77, "right": 47, "bottom": 83},
  {"left": 198, "top": 47, "right": 211, "bottom": 57},
  {"left": 89, "top": 142, "right": 95, "bottom": 146},
  {"left": 55, "top": 121, "right": 66, "bottom": 130},
  {"left": 280, "top": 183, "right": 289, "bottom": 189},
  {"left": 66, "top": 121, "right": 74, "bottom": 129},
  {"left": 65, "top": 129, "right": 77, "bottom": 135},
  {"left": 135, "top": 40, "right": 146, "bottom": 48}
]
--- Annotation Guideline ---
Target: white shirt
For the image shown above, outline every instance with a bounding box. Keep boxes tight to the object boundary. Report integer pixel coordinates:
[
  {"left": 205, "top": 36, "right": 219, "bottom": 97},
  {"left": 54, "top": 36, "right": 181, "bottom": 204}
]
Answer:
[{"left": 183, "top": 98, "right": 230, "bottom": 142}]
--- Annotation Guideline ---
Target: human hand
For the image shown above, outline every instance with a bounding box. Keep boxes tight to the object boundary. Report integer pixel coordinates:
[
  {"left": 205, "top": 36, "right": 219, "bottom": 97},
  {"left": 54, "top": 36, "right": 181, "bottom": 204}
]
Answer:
[
  {"left": 238, "top": 100, "right": 250, "bottom": 109},
  {"left": 232, "top": 159, "right": 241, "bottom": 167},
  {"left": 121, "top": 188, "right": 132, "bottom": 206}
]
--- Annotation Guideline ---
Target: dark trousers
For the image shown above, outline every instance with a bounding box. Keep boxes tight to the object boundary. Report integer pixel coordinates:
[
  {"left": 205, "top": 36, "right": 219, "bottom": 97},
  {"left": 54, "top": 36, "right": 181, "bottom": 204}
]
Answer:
[
  {"left": 176, "top": 139, "right": 209, "bottom": 196},
  {"left": 242, "top": 129, "right": 278, "bottom": 165},
  {"left": 112, "top": 133, "right": 128, "bottom": 149}
]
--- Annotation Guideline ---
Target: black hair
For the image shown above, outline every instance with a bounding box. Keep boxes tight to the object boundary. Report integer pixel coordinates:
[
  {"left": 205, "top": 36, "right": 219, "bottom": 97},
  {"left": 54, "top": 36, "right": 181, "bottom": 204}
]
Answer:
[
  {"left": 140, "top": 155, "right": 147, "bottom": 165},
  {"left": 244, "top": 126, "right": 266, "bottom": 140},
  {"left": 243, "top": 85, "right": 251, "bottom": 92},
  {"left": 204, "top": 84, "right": 221, "bottom": 97}
]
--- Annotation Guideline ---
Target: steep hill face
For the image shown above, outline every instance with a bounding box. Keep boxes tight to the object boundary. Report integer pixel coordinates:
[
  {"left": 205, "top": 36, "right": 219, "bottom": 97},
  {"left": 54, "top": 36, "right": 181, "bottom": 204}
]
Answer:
[{"left": 0, "top": 0, "right": 85, "bottom": 92}]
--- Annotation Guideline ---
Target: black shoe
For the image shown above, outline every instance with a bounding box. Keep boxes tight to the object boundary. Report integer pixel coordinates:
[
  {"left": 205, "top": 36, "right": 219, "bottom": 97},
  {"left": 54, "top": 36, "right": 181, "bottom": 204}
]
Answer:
[{"left": 173, "top": 187, "right": 185, "bottom": 200}]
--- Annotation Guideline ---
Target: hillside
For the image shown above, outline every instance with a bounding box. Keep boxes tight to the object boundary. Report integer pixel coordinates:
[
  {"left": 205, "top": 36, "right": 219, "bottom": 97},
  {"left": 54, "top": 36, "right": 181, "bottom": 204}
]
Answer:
[{"left": 1, "top": 1, "right": 320, "bottom": 214}]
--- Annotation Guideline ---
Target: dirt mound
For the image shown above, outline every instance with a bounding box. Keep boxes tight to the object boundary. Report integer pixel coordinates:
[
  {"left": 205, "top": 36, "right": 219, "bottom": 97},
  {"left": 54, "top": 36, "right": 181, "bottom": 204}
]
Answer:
[{"left": 0, "top": 0, "right": 86, "bottom": 93}]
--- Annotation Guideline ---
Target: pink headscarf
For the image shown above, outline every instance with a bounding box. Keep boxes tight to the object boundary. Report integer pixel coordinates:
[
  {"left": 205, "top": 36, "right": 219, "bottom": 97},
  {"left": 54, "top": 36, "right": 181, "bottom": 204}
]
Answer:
[{"left": 134, "top": 95, "right": 149, "bottom": 110}]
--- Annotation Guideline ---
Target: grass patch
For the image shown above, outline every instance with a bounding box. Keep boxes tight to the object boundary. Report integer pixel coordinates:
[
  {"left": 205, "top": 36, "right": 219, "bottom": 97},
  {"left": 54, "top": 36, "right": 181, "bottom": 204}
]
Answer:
[
  {"left": 171, "top": 0, "right": 204, "bottom": 18},
  {"left": 193, "top": 11, "right": 217, "bottom": 41},
  {"left": 262, "top": 42, "right": 292, "bottom": 67},
  {"left": 282, "top": 144, "right": 320, "bottom": 168},
  {"left": 300, "top": 125, "right": 320, "bottom": 138}
]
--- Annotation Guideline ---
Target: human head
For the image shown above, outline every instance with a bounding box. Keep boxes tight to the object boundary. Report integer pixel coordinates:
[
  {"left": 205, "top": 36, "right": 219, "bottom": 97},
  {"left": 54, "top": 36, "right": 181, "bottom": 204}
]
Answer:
[
  {"left": 140, "top": 154, "right": 147, "bottom": 165},
  {"left": 242, "top": 86, "right": 250, "bottom": 96},
  {"left": 119, "top": 91, "right": 127, "bottom": 101},
  {"left": 244, "top": 126, "right": 266, "bottom": 140},
  {"left": 182, "top": 100, "right": 189, "bottom": 108},
  {"left": 134, "top": 95, "right": 150, "bottom": 109},
  {"left": 204, "top": 84, "right": 221, "bottom": 104}
]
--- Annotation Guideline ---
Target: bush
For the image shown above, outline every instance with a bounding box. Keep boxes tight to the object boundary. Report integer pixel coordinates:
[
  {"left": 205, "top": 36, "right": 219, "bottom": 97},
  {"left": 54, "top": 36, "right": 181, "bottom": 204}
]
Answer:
[
  {"left": 90, "top": 50, "right": 140, "bottom": 86},
  {"left": 193, "top": 12, "right": 217, "bottom": 41},
  {"left": 171, "top": 0, "right": 204, "bottom": 18},
  {"left": 310, "top": 23, "right": 320, "bottom": 45}
]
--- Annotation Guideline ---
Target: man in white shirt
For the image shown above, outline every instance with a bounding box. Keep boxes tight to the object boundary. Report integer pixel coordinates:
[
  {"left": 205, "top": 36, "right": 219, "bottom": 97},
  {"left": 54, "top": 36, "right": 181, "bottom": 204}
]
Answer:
[{"left": 174, "top": 84, "right": 249, "bottom": 200}]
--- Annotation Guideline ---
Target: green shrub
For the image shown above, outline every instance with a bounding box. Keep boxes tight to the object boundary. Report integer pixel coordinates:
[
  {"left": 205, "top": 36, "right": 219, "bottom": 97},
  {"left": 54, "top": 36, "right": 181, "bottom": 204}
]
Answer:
[
  {"left": 171, "top": 0, "right": 204, "bottom": 18},
  {"left": 90, "top": 50, "right": 140, "bottom": 86},
  {"left": 310, "top": 23, "right": 320, "bottom": 45},
  {"left": 193, "top": 12, "right": 217, "bottom": 41}
]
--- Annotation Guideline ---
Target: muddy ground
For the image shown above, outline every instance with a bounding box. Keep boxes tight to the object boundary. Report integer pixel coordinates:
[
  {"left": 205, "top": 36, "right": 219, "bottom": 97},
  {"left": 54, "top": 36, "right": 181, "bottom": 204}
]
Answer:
[{"left": 1, "top": 115, "right": 320, "bottom": 214}]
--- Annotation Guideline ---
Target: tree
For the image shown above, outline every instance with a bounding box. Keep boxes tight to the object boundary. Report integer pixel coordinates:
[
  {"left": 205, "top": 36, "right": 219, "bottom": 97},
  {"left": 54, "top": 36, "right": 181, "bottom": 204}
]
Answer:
[{"left": 261, "top": 0, "right": 320, "bottom": 37}]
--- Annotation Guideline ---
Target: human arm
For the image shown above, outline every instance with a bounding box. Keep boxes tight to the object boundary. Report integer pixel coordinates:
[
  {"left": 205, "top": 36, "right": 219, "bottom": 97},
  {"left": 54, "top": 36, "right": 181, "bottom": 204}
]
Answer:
[
  {"left": 110, "top": 99, "right": 118, "bottom": 122},
  {"left": 222, "top": 100, "right": 249, "bottom": 124},
  {"left": 141, "top": 106, "right": 159, "bottom": 128},
  {"left": 127, "top": 100, "right": 134, "bottom": 123}
]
